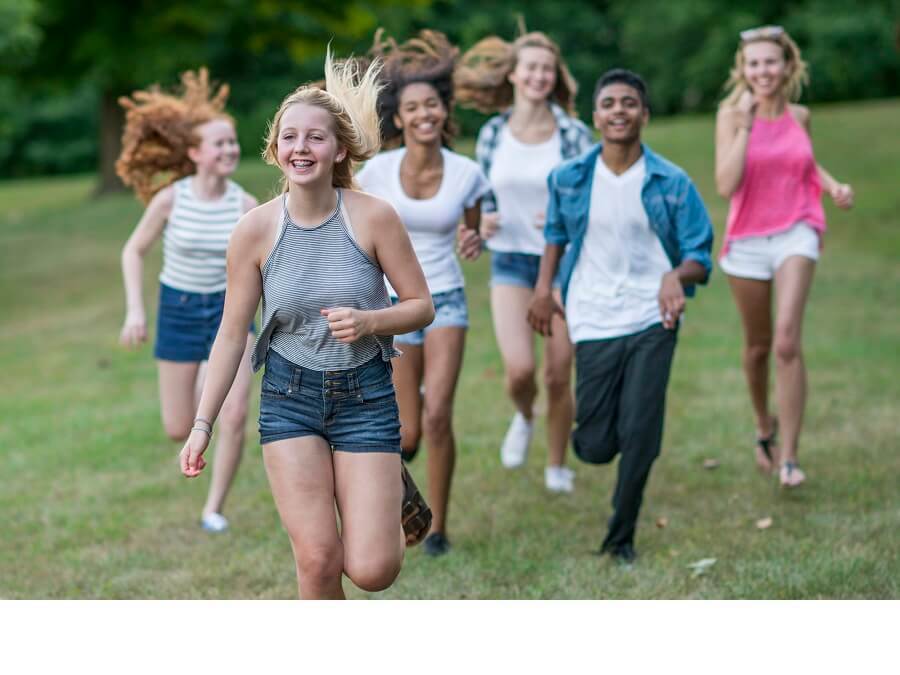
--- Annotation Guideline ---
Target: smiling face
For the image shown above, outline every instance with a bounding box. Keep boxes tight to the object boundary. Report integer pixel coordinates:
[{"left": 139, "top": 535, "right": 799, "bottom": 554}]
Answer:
[
  {"left": 593, "top": 82, "right": 648, "bottom": 145},
  {"left": 275, "top": 103, "right": 346, "bottom": 188},
  {"left": 509, "top": 45, "right": 557, "bottom": 104},
  {"left": 188, "top": 118, "right": 239, "bottom": 177},
  {"left": 394, "top": 82, "right": 448, "bottom": 146},
  {"left": 741, "top": 40, "right": 789, "bottom": 99}
]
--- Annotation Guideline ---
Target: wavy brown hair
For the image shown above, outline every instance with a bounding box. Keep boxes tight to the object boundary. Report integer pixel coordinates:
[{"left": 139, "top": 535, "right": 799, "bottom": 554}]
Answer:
[
  {"left": 116, "top": 68, "right": 232, "bottom": 204},
  {"left": 262, "top": 48, "right": 384, "bottom": 192},
  {"left": 454, "top": 31, "right": 578, "bottom": 115},
  {"left": 368, "top": 28, "right": 460, "bottom": 148}
]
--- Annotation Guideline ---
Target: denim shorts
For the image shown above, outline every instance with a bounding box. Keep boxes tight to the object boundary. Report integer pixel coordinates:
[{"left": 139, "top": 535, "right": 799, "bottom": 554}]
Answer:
[
  {"left": 490, "top": 251, "right": 561, "bottom": 290},
  {"left": 258, "top": 348, "right": 402, "bottom": 453},
  {"left": 154, "top": 282, "right": 254, "bottom": 362},
  {"left": 391, "top": 287, "right": 468, "bottom": 346}
]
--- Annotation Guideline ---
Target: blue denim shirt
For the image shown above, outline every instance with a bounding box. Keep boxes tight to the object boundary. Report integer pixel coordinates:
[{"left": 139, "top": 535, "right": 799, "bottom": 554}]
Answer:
[{"left": 545, "top": 143, "right": 714, "bottom": 305}]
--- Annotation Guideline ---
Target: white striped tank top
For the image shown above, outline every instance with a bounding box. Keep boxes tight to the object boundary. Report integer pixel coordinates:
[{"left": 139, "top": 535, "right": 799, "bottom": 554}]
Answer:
[
  {"left": 251, "top": 189, "right": 400, "bottom": 372},
  {"left": 159, "top": 176, "right": 245, "bottom": 294}
]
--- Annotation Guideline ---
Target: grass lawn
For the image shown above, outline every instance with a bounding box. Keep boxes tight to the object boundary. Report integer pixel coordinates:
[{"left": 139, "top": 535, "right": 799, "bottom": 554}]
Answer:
[{"left": 1, "top": 99, "right": 898, "bottom": 599}]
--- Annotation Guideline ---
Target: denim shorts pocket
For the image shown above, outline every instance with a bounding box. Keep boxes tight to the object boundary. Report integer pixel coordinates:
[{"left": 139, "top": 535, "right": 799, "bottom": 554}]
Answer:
[
  {"left": 261, "top": 358, "right": 298, "bottom": 398},
  {"left": 357, "top": 361, "right": 395, "bottom": 405}
]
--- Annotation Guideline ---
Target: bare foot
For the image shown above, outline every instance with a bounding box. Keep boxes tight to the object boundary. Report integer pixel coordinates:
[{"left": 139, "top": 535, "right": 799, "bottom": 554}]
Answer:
[
  {"left": 755, "top": 416, "right": 778, "bottom": 474},
  {"left": 780, "top": 461, "right": 806, "bottom": 488}
]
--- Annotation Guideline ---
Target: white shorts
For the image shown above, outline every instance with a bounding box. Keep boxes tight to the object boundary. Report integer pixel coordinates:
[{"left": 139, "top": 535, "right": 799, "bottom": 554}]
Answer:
[{"left": 719, "top": 223, "right": 820, "bottom": 281}]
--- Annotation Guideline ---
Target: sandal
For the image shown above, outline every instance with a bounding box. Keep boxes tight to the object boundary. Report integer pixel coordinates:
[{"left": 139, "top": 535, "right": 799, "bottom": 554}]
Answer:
[
  {"left": 779, "top": 461, "right": 806, "bottom": 488},
  {"left": 401, "top": 464, "right": 432, "bottom": 547},
  {"left": 755, "top": 417, "right": 778, "bottom": 474}
]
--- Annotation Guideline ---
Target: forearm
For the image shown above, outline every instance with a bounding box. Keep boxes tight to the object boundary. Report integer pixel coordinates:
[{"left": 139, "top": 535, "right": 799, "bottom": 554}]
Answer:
[
  {"left": 671, "top": 259, "right": 708, "bottom": 286},
  {"left": 716, "top": 129, "right": 750, "bottom": 198},
  {"left": 121, "top": 246, "right": 146, "bottom": 313},
  {"left": 816, "top": 163, "right": 840, "bottom": 193},
  {"left": 369, "top": 298, "right": 435, "bottom": 336},
  {"left": 194, "top": 330, "right": 248, "bottom": 425},
  {"left": 535, "top": 244, "right": 563, "bottom": 295}
]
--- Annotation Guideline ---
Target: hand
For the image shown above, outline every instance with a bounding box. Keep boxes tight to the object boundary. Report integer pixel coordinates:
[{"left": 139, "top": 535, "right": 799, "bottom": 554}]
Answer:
[
  {"left": 456, "top": 224, "right": 482, "bottom": 261},
  {"left": 527, "top": 290, "right": 564, "bottom": 337},
  {"left": 480, "top": 212, "right": 500, "bottom": 239},
  {"left": 830, "top": 183, "right": 854, "bottom": 210},
  {"left": 321, "top": 307, "right": 374, "bottom": 343},
  {"left": 180, "top": 429, "right": 210, "bottom": 478},
  {"left": 533, "top": 211, "right": 545, "bottom": 230},
  {"left": 735, "top": 90, "right": 757, "bottom": 130},
  {"left": 119, "top": 309, "right": 147, "bottom": 347},
  {"left": 658, "top": 270, "right": 685, "bottom": 330}
]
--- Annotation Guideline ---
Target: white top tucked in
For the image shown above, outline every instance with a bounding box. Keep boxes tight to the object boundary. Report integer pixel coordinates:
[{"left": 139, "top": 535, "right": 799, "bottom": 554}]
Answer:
[
  {"left": 487, "top": 126, "right": 562, "bottom": 256},
  {"left": 159, "top": 176, "right": 245, "bottom": 294},
  {"left": 357, "top": 147, "right": 490, "bottom": 295},
  {"left": 566, "top": 156, "right": 672, "bottom": 342}
]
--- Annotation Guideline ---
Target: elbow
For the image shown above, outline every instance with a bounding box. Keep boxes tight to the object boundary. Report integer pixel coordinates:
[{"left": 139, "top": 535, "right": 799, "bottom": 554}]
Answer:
[
  {"left": 714, "top": 173, "right": 733, "bottom": 200},
  {"left": 422, "top": 298, "right": 436, "bottom": 327}
]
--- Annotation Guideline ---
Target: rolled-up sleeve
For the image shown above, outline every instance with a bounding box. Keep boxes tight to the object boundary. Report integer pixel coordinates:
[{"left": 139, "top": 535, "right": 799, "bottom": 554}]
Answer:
[
  {"left": 676, "top": 179, "right": 714, "bottom": 283},
  {"left": 543, "top": 168, "right": 570, "bottom": 246}
]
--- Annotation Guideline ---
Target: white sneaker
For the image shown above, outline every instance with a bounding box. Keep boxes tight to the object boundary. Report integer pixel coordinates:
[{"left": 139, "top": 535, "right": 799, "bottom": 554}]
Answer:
[
  {"left": 500, "top": 412, "right": 533, "bottom": 468},
  {"left": 201, "top": 512, "right": 229, "bottom": 533},
  {"left": 545, "top": 466, "right": 575, "bottom": 493}
]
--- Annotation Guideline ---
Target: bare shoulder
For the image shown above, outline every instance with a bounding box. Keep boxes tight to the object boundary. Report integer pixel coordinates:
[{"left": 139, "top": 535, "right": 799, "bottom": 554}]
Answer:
[
  {"left": 343, "top": 189, "right": 402, "bottom": 232},
  {"left": 229, "top": 197, "right": 282, "bottom": 263},
  {"left": 241, "top": 191, "right": 259, "bottom": 213},
  {"left": 147, "top": 184, "right": 175, "bottom": 216},
  {"left": 789, "top": 104, "right": 810, "bottom": 127}
]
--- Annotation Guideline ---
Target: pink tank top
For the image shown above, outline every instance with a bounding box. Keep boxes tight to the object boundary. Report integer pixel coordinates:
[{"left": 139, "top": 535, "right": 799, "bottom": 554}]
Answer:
[{"left": 722, "top": 108, "right": 825, "bottom": 256}]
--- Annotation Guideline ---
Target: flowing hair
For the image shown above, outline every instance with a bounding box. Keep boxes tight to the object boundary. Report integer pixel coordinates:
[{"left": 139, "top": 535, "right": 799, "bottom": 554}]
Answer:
[
  {"left": 722, "top": 30, "right": 809, "bottom": 107},
  {"left": 454, "top": 31, "right": 578, "bottom": 115},
  {"left": 116, "top": 68, "right": 232, "bottom": 203},
  {"left": 368, "top": 28, "right": 460, "bottom": 148},
  {"left": 262, "top": 48, "right": 384, "bottom": 191}
]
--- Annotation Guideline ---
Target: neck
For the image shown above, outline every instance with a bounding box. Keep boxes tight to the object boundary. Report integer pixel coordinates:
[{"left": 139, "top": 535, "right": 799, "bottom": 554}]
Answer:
[
  {"left": 401, "top": 140, "right": 443, "bottom": 170},
  {"left": 191, "top": 171, "right": 228, "bottom": 200},
  {"left": 285, "top": 182, "right": 338, "bottom": 226},
  {"left": 509, "top": 96, "right": 553, "bottom": 126},
  {"left": 754, "top": 92, "right": 786, "bottom": 119},
  {"left": 600, "top": 140, "right": 644, "bottom": 175}
]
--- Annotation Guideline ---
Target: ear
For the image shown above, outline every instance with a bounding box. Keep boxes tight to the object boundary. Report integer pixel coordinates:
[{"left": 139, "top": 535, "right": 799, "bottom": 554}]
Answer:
[
  {"left": 393, "top": 113, "right": 403, "bottom": 131},
  {"left": 186, "top": 145, "right": 201, "bottom": 164},
  {"left": 640, "top": 107, "right": 650, "bottom": 127},
  {"left": 335, "top": 146, "right": 348, "bottom": 164},
  {"left": 592, "top": 106, "right": 602, "bottom": 131}
]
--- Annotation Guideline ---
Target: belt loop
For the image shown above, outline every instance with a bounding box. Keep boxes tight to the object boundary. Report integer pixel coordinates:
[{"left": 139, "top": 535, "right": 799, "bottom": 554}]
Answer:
[
  {"left": 349, "top": 369, "right": 359, "bottom": 397},
  {"left": 290, "top": 367, "right": 301, "bottom": 394}
]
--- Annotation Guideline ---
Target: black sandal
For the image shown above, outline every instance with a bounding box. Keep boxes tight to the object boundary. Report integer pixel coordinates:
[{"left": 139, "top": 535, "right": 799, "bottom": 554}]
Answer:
[
  {"left": 755, "top": 417, "right": 778, "bottom": 473},
  {"left": 401, "top": 464, "right": 432, "bottom": 547}
]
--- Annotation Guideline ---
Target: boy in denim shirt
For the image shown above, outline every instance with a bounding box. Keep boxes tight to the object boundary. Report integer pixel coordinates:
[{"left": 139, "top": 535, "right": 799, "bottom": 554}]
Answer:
[{"left": 528, "top": 69, "right": 714, "bottom": 563}]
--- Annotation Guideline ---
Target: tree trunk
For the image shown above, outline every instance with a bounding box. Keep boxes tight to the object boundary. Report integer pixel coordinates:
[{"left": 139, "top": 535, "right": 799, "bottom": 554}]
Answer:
[{"left": 94, "top": 89, "right": 125, "bottom": 196}]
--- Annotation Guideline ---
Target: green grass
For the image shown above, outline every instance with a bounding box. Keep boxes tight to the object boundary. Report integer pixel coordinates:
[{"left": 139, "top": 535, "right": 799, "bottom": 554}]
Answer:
[{"left": 1, "top": 100, "right": 898, "bottom": 599}]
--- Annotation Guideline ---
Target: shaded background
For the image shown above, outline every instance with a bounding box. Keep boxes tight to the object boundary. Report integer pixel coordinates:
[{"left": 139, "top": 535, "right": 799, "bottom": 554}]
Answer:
[{"left": 1, "top": 0, "right": 898, "bottom": 188}]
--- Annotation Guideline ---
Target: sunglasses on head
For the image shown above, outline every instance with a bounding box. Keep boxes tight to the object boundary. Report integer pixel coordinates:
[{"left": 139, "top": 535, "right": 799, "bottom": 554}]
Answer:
[{"left": 740, "top": 25, "right": 785, "bottom": 42}]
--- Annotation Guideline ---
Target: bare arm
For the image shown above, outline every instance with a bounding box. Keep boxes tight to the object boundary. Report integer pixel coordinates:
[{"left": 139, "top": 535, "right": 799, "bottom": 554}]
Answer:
[
  {"left": 457, "top": 201, "right": 483, "bottom": 261},
  {"left": 119, "top": 187, "right": 173, "bottom": 347},
  {"left": 658, "top": 259, "right": 708, "bottom": 330},
  {"left": 527, "top": 243, "right": 565, "bottom": 336},
  {"left": 794, "top": 106, "right": 855, "bottom": 209},
  {"left": 715, "top": 100, "right": 754, "bottom": 199},
  {"left": 181, "top": 213, "right": 265, "bottom": 476}
]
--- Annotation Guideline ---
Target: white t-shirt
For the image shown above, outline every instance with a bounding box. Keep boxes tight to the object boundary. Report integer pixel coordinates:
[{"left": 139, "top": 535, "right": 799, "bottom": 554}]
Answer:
[
  {"left": 566, "top": 155, "right": 673, "bottom": 342},
  {"left": 487, "top": 126, "right": 562, "bottom": 255},
  {"left": 357, "top": 147, "right": 490, "bottom": 295}
]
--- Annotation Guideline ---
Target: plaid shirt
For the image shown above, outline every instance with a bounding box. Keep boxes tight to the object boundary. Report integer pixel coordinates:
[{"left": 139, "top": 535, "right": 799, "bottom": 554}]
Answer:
[{"left": 475, "top": 102, "right": 594, "bottom": 213}]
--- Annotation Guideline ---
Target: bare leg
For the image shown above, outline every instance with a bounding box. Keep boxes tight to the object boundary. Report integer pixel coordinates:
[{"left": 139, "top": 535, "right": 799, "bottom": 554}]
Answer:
[
  {"left": 334, "top": 451, "right": 404, "bottom": 593},
  {"left": 727, "top": 274, "right": 776, "bottom": 470},
  {"left": 543, "top": 288, "right": 573, "bottom": 469},
  {"left": 421, "top": 326, "right": 466, "bottom": 536},
  {"left": 202, "top": 333, "right": 254, "bottom": 517},
  {"left": 391, "top": 344, "right": 424, "bottom": 458},
  {"left": 157, "top": 360, "right": 202, "bottom": 441},
  {"left": 490, "top": 284, "right": 538, "bottom": 419},
  {"left": 773, "top": 256, "right": 816, "bottom": 484},
  {"left": 262, "top": 436, "right": 345, "bottom": 599}
]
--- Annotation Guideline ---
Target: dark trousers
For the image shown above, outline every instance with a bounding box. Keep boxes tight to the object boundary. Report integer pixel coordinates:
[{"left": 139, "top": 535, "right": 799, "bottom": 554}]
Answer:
[{"left": 572, "top": 324, "right": 677, "bottom": 550}]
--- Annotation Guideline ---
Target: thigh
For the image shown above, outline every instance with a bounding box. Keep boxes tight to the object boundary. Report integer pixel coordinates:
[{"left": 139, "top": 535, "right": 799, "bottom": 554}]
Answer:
[
  {"left": 618, "top": 326, "right": 677, "bottom": 448},
  {"left": 490, "top": 284, "right": 536, "bottom": 373},
  {"left": 158, "top": 359, "right": 202, "bottom": 433},
  {"left": 422, "top": 326, "right": 466, "bottom": 414},
  {"left": 774, "top": 256, "right": 816, "bottom": 340},
  {"left": 333, "top": 451, "right": 403, "bottom": 567},
  {"left": 572, "top": 339, "right": 625, "bottom": 460},
  {"left": 727, "top": 274, "right": 773, "bottom": 346},
  {"left": 262, "top": 435, "right": 340, "bottom": 552},
  {"left": 391, "top": 344, "right": 424, "bottom": 430},
  {"left": 543, "top": 288, "right": 573, "bottom": 380}
]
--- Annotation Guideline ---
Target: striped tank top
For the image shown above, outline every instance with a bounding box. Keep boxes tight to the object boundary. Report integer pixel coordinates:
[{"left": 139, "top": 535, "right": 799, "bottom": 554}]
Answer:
[
  {"left": 251, "top": 189, "right": 400, "bottom": 372},
  {"left": 159, "top": 176, "right": 245, "bottom": 293}
]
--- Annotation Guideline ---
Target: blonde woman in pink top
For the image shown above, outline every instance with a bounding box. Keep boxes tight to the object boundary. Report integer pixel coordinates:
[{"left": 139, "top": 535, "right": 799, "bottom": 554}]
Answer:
[{"left": 715, "top": 26, "right": 853, "bottom": 487}]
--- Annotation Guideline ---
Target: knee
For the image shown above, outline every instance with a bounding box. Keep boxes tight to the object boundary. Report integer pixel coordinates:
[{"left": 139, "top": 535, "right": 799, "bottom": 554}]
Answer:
[
  {"left": 218, "top": 401, "right": 248, "bottom": 434},
  {"left": 422, "top": 407, "right": 452, "bottom": 441},
  {"left": 773, "top": 332, "right": 801, "bottom": 364},
  {"left": 506, "top": 365, "right": 535, "bottom": 395},
  {"left": 295, "top": 545, "right": 344, "bottom": 590},
  {"left": 572, "top": 426, "right": 617, "bottom": 465},
  {"left": 163, "top": 420, "right": 191, "bottom": 442},
  {"left": 344, "top": 553, "right": 402, "bottom": 593},
  {"left": 744, "top": 341, "right": 771, "bottom": 367},
  {"left": 544, "top": 368, "right": 571, "bottom": 399}
]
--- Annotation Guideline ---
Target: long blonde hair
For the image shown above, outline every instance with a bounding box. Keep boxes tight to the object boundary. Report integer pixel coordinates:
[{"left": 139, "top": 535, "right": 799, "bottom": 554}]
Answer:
[
  {"left": 116, "top": 68, "right": 232, "bottom": 204},
  {"left": 722, "top": 30, "right": 809, "bottom": 107},
  {"left": 262, "top": 49, "right": 384, "bottom": 191},
  {"left": 454, "top": 31, "right": 578, "bottom": 115}
]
